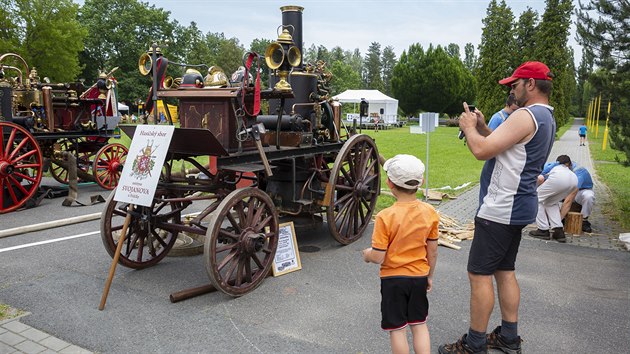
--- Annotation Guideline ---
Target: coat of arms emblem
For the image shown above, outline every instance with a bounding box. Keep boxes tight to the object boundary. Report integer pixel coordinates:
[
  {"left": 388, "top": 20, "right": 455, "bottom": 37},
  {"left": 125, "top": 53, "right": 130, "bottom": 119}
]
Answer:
[{"left": 131, "top": 140, "right": 157, "bottom": 179}]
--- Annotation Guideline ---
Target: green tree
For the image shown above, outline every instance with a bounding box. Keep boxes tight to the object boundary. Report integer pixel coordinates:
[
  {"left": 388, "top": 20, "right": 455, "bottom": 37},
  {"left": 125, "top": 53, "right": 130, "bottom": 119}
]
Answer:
[
  {"left": 476, "top": 0, "right": 516, "bottom": 116},
  {"left": 577, "top": 0, "right": 630, "bottom": 163},
  {"left": 172, "top": 22, "right": 212, "bottom": 68},
  {"left": 329, "top": 60, "right": 362, "bottom": 96},
  {"left": 533, "top": 0, "right": 574, "bottom": 126},
  {"left": 0, "top": 0, "right": 86, "bottom": 82},
  {"left": 79, "top": 0, "right": 175, "bottom": 103},
  {"left": 574, "top": 49, "right": 594, "bottom": 116},
  {"left": 330, "top": 46, "right": 345, "bottom": 63},
  {"left": 446, "top": 43, "right": 461, "bottom": 59},
  {"left": 514, "top": 7, "right": 539, "bottom": 64},
  {"left": 381, "top": 45, "right": 397, "bottom": 96},
  {"left": 392, "top": 44, "right": 474, "bottom": 116},
  {"left": 391, "top": 45, "right": 423, "bottom": 115},
  {"left": 347, "top": 48, "right": 364, "bottom": 80},
  {"left": 248, "top": 38, "right": 273, "bottom": 88},
  {"left": 0, "top": 0, "right": 20, "bottom": 54},
  {"left": 303, "top": 43, "right": 317, "bottom": 65},
  {"left": 364, "top": 42, "right": 383, "bottom": 91},
  {"left": 316, "top": 45, "right": 331, "bottom": 64},
  {"left": 207, "top": 34, "right": 245, "bottom": 77},
  {"left": 463, "top": 43, "right": 477, "bottom": 72}
]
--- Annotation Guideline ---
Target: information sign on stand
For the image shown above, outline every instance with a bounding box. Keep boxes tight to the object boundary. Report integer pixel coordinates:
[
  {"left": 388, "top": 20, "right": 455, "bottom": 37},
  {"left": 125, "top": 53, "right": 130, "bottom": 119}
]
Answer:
[
  {"left": 272, "top": 222, "right": 302, "bottom": 276},
  {"left": 410, "top": 113, "right": 439, "bottom": 201},
  {"left": 114, "top": 125, "right": 175, "bottom": 206}
]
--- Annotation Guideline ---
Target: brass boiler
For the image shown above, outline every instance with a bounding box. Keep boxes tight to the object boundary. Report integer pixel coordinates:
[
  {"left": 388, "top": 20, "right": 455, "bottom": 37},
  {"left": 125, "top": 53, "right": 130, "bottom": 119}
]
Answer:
[{"left": 0, "top": 53, "right": 43, "bottom": 111}]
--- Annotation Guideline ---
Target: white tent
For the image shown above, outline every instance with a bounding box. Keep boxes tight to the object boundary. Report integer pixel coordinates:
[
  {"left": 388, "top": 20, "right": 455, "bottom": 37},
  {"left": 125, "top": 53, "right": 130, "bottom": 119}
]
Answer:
[
  {"left": 333, "top": 89, "right": 399, "bottom": 126},
  {"left": 117, "top": 103, "right": 130, "bottom": 113}
]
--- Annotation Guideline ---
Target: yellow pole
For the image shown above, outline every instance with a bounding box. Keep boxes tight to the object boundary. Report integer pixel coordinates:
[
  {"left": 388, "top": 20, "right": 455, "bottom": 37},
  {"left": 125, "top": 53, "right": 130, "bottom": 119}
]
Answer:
[
  {"left": 586, "top": 98, "right": 593, "bottom": 129},
  {"left": 591, "top": 97, "right": 597, "bottom": 131},
  {"left": 586, "top": 100, "right": 590, "bottom": 127},
  {"left": 602, "top": 101, "right": 611, "bottom": 151},
  {"left": 595, "top": 94, "right": 602, "bottom": 138}
]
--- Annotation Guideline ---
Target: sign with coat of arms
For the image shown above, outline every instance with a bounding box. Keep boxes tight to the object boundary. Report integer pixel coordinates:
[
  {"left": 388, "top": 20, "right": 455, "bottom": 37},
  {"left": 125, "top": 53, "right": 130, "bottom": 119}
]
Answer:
[{"left": 114, "top": 125, "right": 174, "bottom": 206}]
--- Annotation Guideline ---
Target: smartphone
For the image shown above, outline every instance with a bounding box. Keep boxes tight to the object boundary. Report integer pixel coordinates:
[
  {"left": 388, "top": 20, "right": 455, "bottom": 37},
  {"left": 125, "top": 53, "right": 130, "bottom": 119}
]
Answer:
[{"left": 467, "top": 104, "right": 476, "bottom": 112}]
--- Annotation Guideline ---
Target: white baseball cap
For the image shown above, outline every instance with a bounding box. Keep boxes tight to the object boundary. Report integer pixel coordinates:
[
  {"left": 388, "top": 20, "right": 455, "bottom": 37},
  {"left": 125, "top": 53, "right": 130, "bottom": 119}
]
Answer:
[{"left": 383, "top": 154, "right": 425, "bottom": 190}]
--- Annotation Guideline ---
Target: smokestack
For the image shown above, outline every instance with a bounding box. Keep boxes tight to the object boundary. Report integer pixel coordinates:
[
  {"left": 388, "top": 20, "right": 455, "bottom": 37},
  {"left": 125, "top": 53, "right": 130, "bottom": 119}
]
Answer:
[{"left": 280, "top": 5, "right": 304, "bottom": 69}]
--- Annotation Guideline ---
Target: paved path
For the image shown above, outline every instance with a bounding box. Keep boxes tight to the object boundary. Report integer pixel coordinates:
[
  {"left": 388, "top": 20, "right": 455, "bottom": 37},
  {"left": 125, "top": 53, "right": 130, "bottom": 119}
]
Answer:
[
  {"left": 0, "top": 315, "right": 91, "bottom": 354},
  {"left": 438, "top": 117, "right": 625, "bottom": 250}
]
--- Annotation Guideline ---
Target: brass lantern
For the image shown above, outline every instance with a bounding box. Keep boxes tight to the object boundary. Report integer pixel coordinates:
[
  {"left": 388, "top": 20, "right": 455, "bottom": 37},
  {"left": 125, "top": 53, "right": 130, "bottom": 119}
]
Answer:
[
  {"left": 265, "top": 26, "right": 301, "bottom": 91},
  {"left": 138, "top": 46, "right": 162, "bottom": 76}
]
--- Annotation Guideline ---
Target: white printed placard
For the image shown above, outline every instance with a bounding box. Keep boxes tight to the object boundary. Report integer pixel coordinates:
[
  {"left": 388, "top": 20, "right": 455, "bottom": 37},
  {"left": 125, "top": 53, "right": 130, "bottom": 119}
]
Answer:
[
  {"left": 272, "top": 222, "right": 302, "bottom": 276},
  {"left": 114, "top": 125, "right": 175, "bottom": 206}
]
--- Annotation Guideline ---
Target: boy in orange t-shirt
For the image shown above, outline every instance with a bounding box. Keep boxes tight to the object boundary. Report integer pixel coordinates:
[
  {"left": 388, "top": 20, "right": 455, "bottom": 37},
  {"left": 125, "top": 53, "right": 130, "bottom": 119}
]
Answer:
[{"left": 363, "top": 154, "right": 439, "bottom": 354}]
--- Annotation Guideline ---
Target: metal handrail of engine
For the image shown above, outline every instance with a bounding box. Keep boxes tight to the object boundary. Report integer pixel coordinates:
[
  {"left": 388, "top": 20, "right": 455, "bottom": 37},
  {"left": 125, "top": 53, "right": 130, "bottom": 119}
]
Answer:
[{"left": 290, "top": 102, "right": 318, "bottom": 115}]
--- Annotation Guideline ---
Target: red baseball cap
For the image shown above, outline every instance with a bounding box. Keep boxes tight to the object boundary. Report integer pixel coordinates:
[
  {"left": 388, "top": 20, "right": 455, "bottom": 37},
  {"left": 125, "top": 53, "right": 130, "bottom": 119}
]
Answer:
[{"left": 498, "top": 61, "right": 553, "bottom": 86}]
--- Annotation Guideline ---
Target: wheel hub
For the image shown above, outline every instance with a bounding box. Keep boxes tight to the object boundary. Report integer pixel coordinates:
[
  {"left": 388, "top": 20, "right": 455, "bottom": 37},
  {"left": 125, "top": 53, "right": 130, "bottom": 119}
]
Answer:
[
  {"left": 354, "top": 182, "right": 372, "bottom": 198},
  {"left": 239, "top": 228, "right": 265, "bottom": 254},
  {"left": 109, "top": 160, "right": 121, "bottom": 172},
  {"left": 0, "top": 161, "right": 14, "bottom": 177}
]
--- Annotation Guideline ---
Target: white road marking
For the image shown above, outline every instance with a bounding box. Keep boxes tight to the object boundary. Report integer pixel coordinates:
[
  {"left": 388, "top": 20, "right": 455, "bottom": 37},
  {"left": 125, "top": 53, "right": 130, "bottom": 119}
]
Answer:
[{"left": 0, "top": 231, "right": 100, "bottom": 253}]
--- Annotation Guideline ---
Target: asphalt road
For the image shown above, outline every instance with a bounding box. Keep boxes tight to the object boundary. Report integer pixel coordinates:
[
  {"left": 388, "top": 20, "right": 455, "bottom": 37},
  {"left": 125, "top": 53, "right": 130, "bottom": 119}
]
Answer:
[{"left": 1, "top": 180, "right": 629, "bottom": 353}]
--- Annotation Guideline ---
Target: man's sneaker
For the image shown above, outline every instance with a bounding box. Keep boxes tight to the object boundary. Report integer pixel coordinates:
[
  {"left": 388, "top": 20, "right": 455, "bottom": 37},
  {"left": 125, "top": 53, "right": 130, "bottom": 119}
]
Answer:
[
  {"left": 487, "top": 326, "right": 522, "bottom": 354},
  {"left": 552, "top": 227, "right": 566, "bottom": 243},
  {"left": 528, "top": 229, "right": 550, "bottom": 240},
  {"left": 582, "top": 219, "right": 592, "bottom": 233},
  {"left": 438, "top": 334, "right": 487, "bottom": 354}
]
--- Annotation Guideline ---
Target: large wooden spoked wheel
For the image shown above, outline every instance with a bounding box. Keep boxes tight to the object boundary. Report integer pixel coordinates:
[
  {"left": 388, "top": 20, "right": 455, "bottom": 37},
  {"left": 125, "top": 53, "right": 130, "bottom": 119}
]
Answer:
[
  {"left": 326, "top": 134, "right": 380, "bottom": 244},
  {"left": 204, "top": 187, "right": 279, "bottom": 297},
  {"left": 0, "top": 122, "right": 43, "bottom": 213},
  {"left": 100, "top": 191, "right": 181, "bottom": 269},
  {"left": 93, "top": 143, "right": 127, "bottom": 190},
  {"left": 50, "top": 138, "right": 90, "bottom": 184}
]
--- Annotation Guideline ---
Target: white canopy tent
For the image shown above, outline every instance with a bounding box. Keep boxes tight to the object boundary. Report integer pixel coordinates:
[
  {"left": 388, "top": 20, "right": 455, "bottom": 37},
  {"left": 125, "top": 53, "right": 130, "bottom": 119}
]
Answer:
[
  {"left": 333, "top": 89, "right": 399, "bottom": 126},
  {"left": 117, "top": 103, "right": 130, "bottom": 113}
]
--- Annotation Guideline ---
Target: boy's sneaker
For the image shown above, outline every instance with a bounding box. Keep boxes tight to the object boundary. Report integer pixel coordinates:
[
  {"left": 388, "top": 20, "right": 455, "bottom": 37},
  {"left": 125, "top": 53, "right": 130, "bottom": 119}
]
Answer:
[
  {"left": 552, "top": 227, "right": 566, "bottom": 243},
  {"left": 528, "top": 229, "right": 550, "bottom": 240},
  {"left": 486, "top": 326, "right": 522, "bottom": 354},
  {"left": 582, "top": 219, "right": 592, "bottom": 233},
  {"left": 438, "top": 334, "right": 487, "bottom": 354}
]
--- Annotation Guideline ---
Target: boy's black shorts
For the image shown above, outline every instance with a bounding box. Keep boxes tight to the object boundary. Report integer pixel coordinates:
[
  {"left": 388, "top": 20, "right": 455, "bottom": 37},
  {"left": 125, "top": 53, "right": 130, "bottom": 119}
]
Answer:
[
  {"left": 467, "top": 216, "right": 525, "bottom": 275},
  {"left": 380, "top": 277, "right": 428, "bottom": 331}
]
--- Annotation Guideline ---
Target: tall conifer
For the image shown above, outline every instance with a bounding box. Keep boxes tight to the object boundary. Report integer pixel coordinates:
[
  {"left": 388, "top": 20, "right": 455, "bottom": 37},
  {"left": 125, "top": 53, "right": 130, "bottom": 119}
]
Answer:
[{"left": 476, "top": 0, "right": 516, "bottom": 115}]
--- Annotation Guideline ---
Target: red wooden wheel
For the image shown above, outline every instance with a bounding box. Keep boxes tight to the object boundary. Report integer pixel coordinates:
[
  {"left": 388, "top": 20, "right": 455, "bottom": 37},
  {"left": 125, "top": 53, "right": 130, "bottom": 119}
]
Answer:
[
  {"left": 92, "top": 143, "right": 127, "bottom": 190},
  {"left": 0, "top": 122, "right": 43, "bottom": 213},
  {"left": 50, "top": 138, "right": 91, "bottom": 184}
]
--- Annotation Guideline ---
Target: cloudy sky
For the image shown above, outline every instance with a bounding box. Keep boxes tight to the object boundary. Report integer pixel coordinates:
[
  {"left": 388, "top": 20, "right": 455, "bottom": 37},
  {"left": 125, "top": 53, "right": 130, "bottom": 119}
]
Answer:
[{"left": 138, "top": 0, "right": 582, "bottom": 63}]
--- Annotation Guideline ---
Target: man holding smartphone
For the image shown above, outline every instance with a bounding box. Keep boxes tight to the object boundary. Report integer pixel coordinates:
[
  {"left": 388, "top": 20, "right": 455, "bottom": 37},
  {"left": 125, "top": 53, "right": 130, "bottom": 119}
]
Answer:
[{"left": 439, "top": 61, "right": 556, "bottom": 354}]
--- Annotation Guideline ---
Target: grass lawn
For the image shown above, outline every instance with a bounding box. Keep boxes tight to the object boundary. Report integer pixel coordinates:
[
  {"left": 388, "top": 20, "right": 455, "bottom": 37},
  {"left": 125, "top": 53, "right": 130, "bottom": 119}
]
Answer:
[
  {"left": 363, "top": 125, "right": 485, "bottom": 197},
  {"left": 556, "top": 116, "right": 573, "bottom": 140},
  {"left": 587, "top": 123, "right": 630, "bottom": 229}
]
